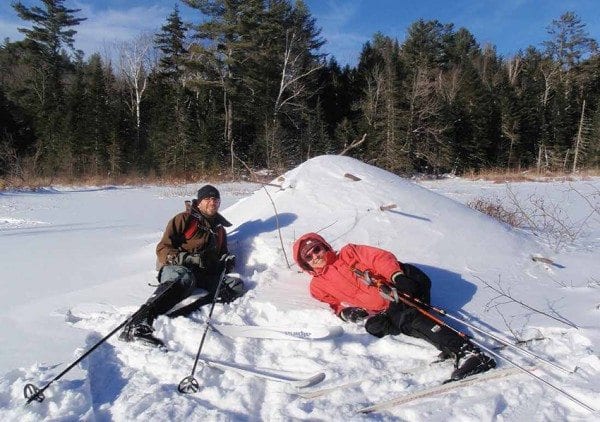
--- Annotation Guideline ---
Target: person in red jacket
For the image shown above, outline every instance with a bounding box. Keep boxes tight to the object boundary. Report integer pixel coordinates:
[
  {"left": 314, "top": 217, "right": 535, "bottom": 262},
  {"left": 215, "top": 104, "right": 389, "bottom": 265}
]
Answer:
[{"left": 293, "top": 232, "right": 495, "bottom": 381}]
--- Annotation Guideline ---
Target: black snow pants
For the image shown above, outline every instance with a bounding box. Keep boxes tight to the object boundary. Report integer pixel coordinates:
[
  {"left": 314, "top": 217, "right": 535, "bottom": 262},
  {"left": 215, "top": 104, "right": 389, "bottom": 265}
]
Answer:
[
  {"left": 364, "top": 264, "right": 466, "bottom": 356},
  {"left": 142, "top": 265, "right": 220, "bottom": 322}
]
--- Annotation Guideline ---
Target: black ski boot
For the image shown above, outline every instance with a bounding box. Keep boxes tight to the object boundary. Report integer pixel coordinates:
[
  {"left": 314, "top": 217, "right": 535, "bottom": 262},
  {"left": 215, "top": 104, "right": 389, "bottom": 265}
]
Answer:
[
  {"left": 450, "top": 344, "right": 496, "bottom": 381},
  {"left": 119, "top": 305, "right": 165, "bottom": 348}
]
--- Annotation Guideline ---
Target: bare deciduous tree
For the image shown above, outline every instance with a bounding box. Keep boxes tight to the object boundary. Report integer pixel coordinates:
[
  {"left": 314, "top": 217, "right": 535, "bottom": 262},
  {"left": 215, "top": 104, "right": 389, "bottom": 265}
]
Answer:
[
  {"left": 116, "top": 33, "right": 154, "bottom": 151},
  {"left": 409, "top": 67, "right": 450, "bottom": 172},
  {"left": 436, "top": 65, "right": 462, "bottom": 103},
  {"left": 360, "top": 65, "right": 384, "bottom": 128},
  {"left": 572, "top": 99, "right": 590, "bottom": 173},
  {"left": 267, "top": 29, "right": 323, "bottom": 168}
]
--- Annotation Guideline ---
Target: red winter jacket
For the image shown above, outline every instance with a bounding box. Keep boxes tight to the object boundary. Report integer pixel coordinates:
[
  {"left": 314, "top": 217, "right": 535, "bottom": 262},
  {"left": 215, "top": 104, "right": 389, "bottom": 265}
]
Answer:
[{"left": 293, "top": 233, "right": 403, "bottom": 315}]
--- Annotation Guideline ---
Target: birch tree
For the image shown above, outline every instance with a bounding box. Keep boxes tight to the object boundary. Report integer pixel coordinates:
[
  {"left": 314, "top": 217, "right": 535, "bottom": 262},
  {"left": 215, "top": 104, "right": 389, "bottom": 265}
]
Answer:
[{"left": 117, "top": 33, "right": 154, "bottom": 153}]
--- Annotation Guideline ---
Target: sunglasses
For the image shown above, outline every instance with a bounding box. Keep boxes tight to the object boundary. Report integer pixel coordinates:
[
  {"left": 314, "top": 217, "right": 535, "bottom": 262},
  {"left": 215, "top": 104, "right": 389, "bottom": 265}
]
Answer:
[{"left": 302, "top": 244, "right": 324, "bottom": 262}]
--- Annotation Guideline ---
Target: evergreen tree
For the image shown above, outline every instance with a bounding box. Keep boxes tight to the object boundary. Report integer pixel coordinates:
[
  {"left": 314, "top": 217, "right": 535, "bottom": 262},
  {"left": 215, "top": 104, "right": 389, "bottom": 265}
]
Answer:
[
  {"left": 400, "top": 21, "right": 453, "bottom": 173},
  {"left": 12, "top": 0, "right": 86, "bottom": 176},
  {"left": 184, "top": 0, "right": 263, "bottom": 172},
  {"left": 402, "top": 19, "right": 454, "bottom": 69},
  {"left": 155, "top": 5, "right": 188, "bottom": 82},
  {"left": 543, "top": 11, "right": 597, "bottom": 73},
  {"left": 318, "top": 58, "right": 356, "bottom": 146},
  {"left": 150, "top": 5, "right": 198, "bottom": 174}
]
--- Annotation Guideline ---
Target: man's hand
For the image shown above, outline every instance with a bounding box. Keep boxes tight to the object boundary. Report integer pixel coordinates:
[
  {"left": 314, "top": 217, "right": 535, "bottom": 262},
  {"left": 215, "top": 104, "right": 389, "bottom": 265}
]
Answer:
[
  {"left": 167, "top": 252, "right": 204, "bottom": 268},
  {"left": 166, "top": 253, "right": 178, "bottom": 265},
  {"left": 221, "top": 253, "right": 236, "bottom": 273},
  {"left": 339, "top": 307, "right": 369, "bottom": 323}
]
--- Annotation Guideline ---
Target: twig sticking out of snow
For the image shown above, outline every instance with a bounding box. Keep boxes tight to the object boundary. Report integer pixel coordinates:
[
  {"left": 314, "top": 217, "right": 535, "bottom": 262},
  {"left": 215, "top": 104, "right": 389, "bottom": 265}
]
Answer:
[
  {"left": 344, "top": 173, "right": 361, "bottom": 181},
  {"left": 233, "top": 153, "right": 291, "bottom": 268}
]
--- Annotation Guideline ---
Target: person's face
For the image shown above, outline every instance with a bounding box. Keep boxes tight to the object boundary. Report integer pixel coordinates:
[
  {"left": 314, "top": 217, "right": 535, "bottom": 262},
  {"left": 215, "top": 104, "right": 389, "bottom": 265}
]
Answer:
[
  {"left": 303, "top": 244, "right": 327, "bottom": 269},
  {"left": 198, "top": 196, "right": 220, "bottom": 217}
]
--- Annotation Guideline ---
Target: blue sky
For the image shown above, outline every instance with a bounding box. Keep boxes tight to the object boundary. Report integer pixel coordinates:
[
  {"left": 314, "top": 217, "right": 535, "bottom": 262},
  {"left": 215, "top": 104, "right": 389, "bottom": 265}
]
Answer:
[{"left": 1, "top": 0, "right": 598, "bottom": 66}]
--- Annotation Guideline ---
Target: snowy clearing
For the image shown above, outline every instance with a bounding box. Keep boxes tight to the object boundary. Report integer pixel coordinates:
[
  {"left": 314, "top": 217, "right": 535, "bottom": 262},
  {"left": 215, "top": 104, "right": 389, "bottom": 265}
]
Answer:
[{"left": 1, "top": 155, "right": 599, "bottom": 421}]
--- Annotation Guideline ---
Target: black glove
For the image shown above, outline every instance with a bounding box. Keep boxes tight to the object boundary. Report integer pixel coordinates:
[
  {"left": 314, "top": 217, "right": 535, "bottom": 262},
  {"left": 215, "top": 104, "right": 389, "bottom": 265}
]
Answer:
[
  {"left": 339, "top": 307, "right": 369, "bottom": 323},
  {"left": 391, "top": 272, "right": 419, "bottom": 297},
  {"left": 220, "top": 253, "right": 236, "bottom": 271},
  {"left": 169, "top": 252, "right": 204, "bottom": 268},
  {"left": 225, "top": 254, "right": 236, "bottom": 273}
]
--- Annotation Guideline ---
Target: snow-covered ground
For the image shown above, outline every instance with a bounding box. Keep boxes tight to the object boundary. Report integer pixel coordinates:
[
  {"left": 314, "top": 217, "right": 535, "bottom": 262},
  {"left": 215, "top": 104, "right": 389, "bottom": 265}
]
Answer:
[{"left": 0, "top": 155, "right": 598, "bottom": 421}]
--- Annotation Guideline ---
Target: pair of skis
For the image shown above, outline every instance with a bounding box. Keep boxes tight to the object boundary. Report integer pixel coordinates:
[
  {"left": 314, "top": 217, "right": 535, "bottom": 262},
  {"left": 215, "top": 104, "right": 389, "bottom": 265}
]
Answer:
[
  {"left": 30, "top": 306, "right": 548, "bottom": 413},
  {"left": 295, "top": 358, "right": 530, "bottom": 414},
  {"left": 220, "top": 323, "right": 529, "bottom": 413}
]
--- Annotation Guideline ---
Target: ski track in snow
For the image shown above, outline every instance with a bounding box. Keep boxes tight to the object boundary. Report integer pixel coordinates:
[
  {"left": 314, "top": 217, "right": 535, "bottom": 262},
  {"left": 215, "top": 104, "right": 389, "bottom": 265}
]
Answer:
[{"left": 1, "top": 157, "right": 599, "bottom": 420}]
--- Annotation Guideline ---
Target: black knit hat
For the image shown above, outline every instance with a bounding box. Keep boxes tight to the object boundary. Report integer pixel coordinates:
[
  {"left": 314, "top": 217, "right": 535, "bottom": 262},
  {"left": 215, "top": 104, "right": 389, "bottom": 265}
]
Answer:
[{"left": 197, "top": 184, "right": 220, "bottom": 201}]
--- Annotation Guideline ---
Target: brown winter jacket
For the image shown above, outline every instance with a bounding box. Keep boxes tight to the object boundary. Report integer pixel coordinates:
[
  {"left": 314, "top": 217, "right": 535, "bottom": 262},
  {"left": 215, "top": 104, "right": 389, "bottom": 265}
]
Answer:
[{"left": 156, "top": 207, "right": 231, "bottom": 271}]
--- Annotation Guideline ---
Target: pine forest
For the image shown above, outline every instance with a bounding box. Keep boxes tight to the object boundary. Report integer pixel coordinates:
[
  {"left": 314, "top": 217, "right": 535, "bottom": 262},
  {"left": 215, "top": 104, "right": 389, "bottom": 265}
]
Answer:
[{"left": 1, "top": 0, "right": 599, "bottom": 184}]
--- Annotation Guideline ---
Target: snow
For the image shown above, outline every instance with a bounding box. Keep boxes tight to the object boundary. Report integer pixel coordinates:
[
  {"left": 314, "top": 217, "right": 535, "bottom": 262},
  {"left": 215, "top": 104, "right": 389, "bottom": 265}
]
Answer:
[{"left": 1, "top": 155, "right": 599, "bottom": 420}]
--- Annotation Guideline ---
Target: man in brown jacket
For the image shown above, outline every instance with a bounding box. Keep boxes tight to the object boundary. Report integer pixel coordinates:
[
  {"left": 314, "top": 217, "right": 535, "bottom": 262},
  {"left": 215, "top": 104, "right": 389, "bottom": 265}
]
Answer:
[{"left": 119, "top": 184, "right": 244, "bottom": 347}]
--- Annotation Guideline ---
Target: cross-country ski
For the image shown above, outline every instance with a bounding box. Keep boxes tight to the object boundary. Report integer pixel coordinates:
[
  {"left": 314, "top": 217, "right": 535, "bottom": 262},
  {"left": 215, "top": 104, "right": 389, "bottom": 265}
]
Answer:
[
  {"left": 200, "top": 358, "right": 326, "bottom": 388},
  {"left": 209, "top": 323, "right": 344, "bottom": 341},
  {"left": 357, "top": 366, "right": 529, "bottom": 414}
]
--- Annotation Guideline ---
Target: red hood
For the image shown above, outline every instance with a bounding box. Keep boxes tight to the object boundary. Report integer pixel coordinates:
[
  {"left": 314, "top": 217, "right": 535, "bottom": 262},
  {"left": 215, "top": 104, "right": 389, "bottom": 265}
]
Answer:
[{"left": 293, "top": 232, "right": 336, "bottom": 274}]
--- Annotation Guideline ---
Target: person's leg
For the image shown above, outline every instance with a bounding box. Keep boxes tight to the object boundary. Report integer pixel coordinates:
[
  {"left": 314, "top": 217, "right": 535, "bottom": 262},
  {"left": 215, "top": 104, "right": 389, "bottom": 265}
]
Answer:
[
  {"left": 387, "top": 303, "right": 496, "bottom": 379},
  {"left": 148, "top": 265, "right": 198, "bottom": 316},
  {"left": 365, "top": 312, "right": 402, "bottom": 338},
  {"left": 402, "top": 309, "right": 465, "bottom": 356},
  {"left": 119, "top": 265, "right": 198, "bottom": 346}
]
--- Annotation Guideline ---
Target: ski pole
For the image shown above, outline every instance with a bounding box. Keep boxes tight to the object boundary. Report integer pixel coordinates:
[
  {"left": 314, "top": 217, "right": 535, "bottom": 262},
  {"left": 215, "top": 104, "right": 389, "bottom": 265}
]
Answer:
[
  {"left": 353, "top": 270, "right": 596, "bottom": 412},
  {"left": 23, "top": 305, "right": 149, "bottom": 404},
  {"left": 178, "top": 254, "right": 235, "bottom": 394},
  {"left": 469, "top": 337, "right": 596, "bottom": 412},
  {"left": 353, "top": 268, "right": 574, "bottom": 374},
  {"left": 394, "top": 290, "right": 574, "bottom": 375},
  {"left": 24, "top": 276, "right": 187, "bottom": 404}
]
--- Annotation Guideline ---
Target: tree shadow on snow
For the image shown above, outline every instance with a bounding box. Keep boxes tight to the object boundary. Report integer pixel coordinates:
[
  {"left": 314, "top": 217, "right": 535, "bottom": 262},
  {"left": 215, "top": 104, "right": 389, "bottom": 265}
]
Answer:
[
  {"left": 410, "top": 263, "right": 477, "bottom": 312},
  {"left": 228, "top": 212, "right": 297, "bottom": 241}
]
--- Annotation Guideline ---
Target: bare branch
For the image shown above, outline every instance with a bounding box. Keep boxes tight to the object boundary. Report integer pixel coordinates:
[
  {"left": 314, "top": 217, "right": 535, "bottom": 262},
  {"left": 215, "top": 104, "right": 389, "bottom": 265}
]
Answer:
[
  {"left": 339, "top": 133, "right": 367, "bottom": 156},
  {"left": 233, "top": 152, "right": 290, "bottom": 269},
  {"left": 474, "top": 274, "right": 578, "bottom": 329}
]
